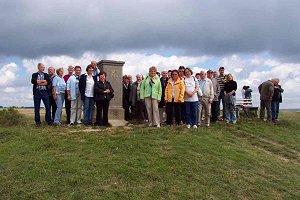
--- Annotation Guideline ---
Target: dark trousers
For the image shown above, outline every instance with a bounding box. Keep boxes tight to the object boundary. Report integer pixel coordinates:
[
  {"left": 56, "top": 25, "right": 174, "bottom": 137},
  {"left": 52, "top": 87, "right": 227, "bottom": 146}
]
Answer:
[
  {"left": 124, "top": 106, "right": 130, "bottom": 121},
  {"left": 260, "top": 100, "right": 272, "bottom": 121},
  {"left": 271, "top": 101, "right": 280, "bottom": 120},
  {"left": 181, "top": 103, "right": 185, "bottom": 123},
  {"left": 166, "top": 102, "right": 182, "bottom": 125},
  {"left": 132, "top": 101, "right": 146, "bottom": 121},
  {"left": 49, "top": 95, "right": 57, "bottom": 121},
  {"left": 95, "top": 100, "right": 110, "bottom": 126},
  {"left": 217, "top": 90, "right": 225, "bottom": 119},
  {"left": 33, "top": 90, "right": 51, "bottom": 124},
  {"left": 65, "top": 93, "right": 71, "bottom": 124},
  {"left": 211, "top": 100, "right": 219, "bottom": 123}
]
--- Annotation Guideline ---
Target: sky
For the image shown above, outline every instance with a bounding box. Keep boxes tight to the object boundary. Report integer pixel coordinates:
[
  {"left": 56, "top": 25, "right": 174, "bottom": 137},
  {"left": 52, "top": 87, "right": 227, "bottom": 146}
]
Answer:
[{"left": 0, "top": 0, "right": 299, "bottom": 108}]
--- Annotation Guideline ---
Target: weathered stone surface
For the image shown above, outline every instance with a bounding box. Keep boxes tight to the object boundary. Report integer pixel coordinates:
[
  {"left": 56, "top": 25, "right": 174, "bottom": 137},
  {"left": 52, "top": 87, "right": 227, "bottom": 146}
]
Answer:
[{"left": 97, "top": 60, "right": 125, "bottom": 120}]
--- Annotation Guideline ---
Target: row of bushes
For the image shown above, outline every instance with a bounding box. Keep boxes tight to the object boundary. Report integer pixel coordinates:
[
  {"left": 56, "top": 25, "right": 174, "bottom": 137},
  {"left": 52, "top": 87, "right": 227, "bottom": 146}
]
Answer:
[{"left": 0, "top": 108, "right": 25, "bottom": 127}]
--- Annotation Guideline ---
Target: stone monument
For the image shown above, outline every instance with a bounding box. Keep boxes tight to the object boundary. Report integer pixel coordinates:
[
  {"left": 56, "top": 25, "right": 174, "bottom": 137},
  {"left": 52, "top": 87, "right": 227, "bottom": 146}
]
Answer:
[{"left": 97, "top": 60, "right": 127, "bottom": 126}]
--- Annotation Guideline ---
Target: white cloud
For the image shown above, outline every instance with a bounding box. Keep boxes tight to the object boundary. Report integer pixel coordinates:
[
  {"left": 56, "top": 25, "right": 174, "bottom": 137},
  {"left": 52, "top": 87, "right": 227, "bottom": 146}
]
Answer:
[
  {"left": 107, "top": 53, "right": 208, "bottom": 77},
  {"left": 0, "top": 63, "right": 18, "bottom": 86},
  {"left": 22, "top": 52, "right": 103, "bottom": 73},
  {"left": 218, "top": 54, "right": 300, "bottom": 108}
]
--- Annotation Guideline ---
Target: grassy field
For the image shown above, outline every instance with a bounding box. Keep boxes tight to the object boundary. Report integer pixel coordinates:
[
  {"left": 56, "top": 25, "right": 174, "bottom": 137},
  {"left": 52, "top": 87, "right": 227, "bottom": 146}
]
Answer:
[{"left": 0, "top": 109, "right": 299, "bottom": 199}]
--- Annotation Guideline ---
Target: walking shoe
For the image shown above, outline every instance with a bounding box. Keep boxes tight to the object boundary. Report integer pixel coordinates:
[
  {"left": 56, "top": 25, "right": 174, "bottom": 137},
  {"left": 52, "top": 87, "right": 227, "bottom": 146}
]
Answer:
[
  {"left": 192, "top": 125, "right": 197, "bottom": 128},
  {"left": 186, "top": 124, "right": 191, "bottom": 129}
]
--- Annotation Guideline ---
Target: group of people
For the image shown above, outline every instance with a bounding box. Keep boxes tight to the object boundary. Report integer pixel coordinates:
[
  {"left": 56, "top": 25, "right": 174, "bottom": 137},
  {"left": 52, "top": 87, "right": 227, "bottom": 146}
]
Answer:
[
  {"left": 31, "top": 61, "right": 114, "bottom": 127},
  {"left": 32, "top": 60, "right": 283, "bottom": 128},
  {"left": 122, "top": 66, "right": 238, "bottom": 128}
]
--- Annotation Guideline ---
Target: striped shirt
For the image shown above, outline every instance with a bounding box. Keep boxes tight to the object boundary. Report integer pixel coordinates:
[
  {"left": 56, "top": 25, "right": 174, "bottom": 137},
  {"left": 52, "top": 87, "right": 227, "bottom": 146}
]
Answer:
[
  {"left": 37, "top": 73, "right": 47, "bottom": 91},
  {"left": 216, "top": 74, "right": 226, "bottom": 90}
]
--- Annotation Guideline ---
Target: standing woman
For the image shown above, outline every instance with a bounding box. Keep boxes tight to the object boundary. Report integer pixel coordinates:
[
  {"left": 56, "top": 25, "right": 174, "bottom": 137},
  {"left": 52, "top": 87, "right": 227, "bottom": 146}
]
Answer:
[
  {"left": 224, "top": 73, "right": 238, "bottom": 124},
  {"left": 52, "top": 68, "right": 66, "bottom": 125},
  {"left": 79, "top": 65, "right": 97, "bottom": 125},
  {"left": 164, "top": 70, "right": 185, "bottom": 126},
  {"left": 94, "top": 72, "right": 114, "bottom": 126},
  {"left": 140, "top": 66, "right": 162, "bottom": 128},
  {"left": 184, "top": 68, "right": 199, "bottom": 128}
]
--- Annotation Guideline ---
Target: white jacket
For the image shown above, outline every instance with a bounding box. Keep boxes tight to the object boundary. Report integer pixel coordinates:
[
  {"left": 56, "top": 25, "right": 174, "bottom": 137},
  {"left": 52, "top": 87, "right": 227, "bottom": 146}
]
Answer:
[{"left": 198, "top": 78, "right": 214, "bottom": 101}]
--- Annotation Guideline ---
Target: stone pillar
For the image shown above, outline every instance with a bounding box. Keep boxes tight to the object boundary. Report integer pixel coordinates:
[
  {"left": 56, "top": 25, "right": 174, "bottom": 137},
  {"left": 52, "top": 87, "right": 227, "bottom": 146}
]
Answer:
[{"left": 97, "top": 60, "right": 125, "bottom": 122}]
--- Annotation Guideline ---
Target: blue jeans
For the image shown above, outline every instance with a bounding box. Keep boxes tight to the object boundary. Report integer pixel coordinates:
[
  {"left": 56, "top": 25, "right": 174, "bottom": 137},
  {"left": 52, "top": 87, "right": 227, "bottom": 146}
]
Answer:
[
  {"left": 271, "top": 101, "right": 280, "bottom": 120},
  {"left": 185, "top": 101, "right": 198, "bottom": 126},
  {"left": 33, "top": 90, "right": 51, "bottom": 124},
  {"left": 224, "top": 96, "right": 237, "bottom": 123},
  {"left": 84, "top": 97, "right": 94, "bottom": 124},
  {"left": 54, "top": 93, "right": 65, "bottom": 123}
]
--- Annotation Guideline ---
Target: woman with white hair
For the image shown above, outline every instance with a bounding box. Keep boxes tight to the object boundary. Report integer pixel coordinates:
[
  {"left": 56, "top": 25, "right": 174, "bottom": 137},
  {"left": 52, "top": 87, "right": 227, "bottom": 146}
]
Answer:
[
  {"left": 140, "top": 66, "right": 162, "bottom": 128},
  {"left": 130, "top": 74, "right": 146, "bottom": 121},
  {"left": 224, "top": 73, "right": 238, "bottom": 124}
]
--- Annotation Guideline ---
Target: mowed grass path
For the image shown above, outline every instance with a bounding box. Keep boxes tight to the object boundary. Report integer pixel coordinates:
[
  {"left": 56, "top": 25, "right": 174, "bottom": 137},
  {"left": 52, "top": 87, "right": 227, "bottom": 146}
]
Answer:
[{"left": 0, "top": 111, "right": 299, "bottom": 199}]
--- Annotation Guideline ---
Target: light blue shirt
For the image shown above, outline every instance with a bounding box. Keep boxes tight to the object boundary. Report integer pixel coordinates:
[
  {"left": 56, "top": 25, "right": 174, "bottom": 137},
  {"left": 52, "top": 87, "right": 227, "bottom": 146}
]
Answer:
[
  {"left": 199, "top": 79, "right": 206, "bottom": 93},
  {"left": 53, "top": 76, "right": 66, "bottom": 94},
  {"left": 67, "top": 75, "right": 80, "bottom": 100}
]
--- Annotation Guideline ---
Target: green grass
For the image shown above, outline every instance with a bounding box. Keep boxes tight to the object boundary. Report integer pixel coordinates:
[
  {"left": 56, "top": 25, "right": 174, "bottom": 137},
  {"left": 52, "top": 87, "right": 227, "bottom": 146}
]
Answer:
[{"left": 0, "top": 111, "right": 300, "bottom": 199}]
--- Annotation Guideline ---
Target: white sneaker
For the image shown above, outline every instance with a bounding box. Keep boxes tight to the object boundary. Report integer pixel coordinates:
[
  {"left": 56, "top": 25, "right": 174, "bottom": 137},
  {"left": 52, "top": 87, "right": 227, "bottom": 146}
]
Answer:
[
  {"left": 187, "top": 124, "right": 191, "bottom": 129},
  {"left": 193, "top": 125, "right": 197, "bottom": 128}
]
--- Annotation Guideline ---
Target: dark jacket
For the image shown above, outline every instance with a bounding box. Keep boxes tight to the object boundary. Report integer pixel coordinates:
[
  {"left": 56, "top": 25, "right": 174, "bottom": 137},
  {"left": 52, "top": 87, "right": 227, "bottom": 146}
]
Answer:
[
  {"left": 159, "top": 77, "right": 168, "bottom": 108},
  {"left": 224, "top": 80, "right": 237, "bottom": 96},
  {"left": 123, "top": 84, "right": 131, "bottom": 109},
  {"left": 129, "top": 81, "right": 141, "bottom": 106},
  {"left": 94, "top": 80, "right": 114, "bottom": 101},
  {"left": 272, "top": 85, "right": 284, "bottom": 103},
  {"left": 31, "top": 72, "right": 51, "bottom": 94},
  {"left": 258, "top": 80, "right": 274, "bottom": 101},
  {"left": 79, "top": 74, "right": 97, "bottom": 100}
]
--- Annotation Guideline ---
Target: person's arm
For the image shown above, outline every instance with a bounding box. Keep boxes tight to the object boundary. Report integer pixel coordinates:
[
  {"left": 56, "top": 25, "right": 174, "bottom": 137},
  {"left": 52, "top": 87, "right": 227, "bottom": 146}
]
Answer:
[
  {"left": 178, "top": 81, "right": 185, "bottom": 102},
  {"left": 209, "top": 81, "right": 214, "bottom": 103},
  {"left": 140, "top": 79, "right": 145, "bottom": 100},
  {"left": 157, "top": 79, "right": 162, "bottom": 102}
]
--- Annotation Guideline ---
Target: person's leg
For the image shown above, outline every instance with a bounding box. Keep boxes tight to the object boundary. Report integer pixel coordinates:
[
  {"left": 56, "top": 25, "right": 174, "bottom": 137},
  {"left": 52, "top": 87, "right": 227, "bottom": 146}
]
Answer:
[
  {"left": 231, "top": 97, "right": 237, "bottom": 124},
  {"left": 259, "top": 100, "right": 266, "bottom": 120},
  {"left": 83, "top": 97, "right": 89, "bottom": 124},
  {"left": 144, "top": 97, "right": 153, "bottom": 126},
  {"left": 198, "top": 99, "right": 204, "bottom": 126},
  {"left": 174, "top": 103, "right": 182, "bottom": 125},
  {"left": 65, "top": 93, "right": 71, "bottom": 124},
  {"left": 103, "top": 100, "right": 110, "bottom": 126},
  {"left": 33, "top": 91, "right": 42, "bottom": 125},
  {"left": 204, "top": 99, "right": 211, "bottom": 127},
  {"left": 211, "top": 101, "right": 218, "bottom": 123},
  {"left": 271, "top": 101, "right": 276, "bottom": 121},
  {"left": 76, "top": 96, "right": 83, "bottom": 123},
  {"left": 224, "top": 103, "right": 230, "bottom": 123},
  {"left": 88, "top": 98, "right": 94, "bottom": 124},
  {"left": 185, "top": 102, "right": 191, "bottom": 126},
  {"left": 41, "top": 91, "right": 52, "bottom": 123},
  {"left": 220, "top": 91, "right": 225, "bottom": 119},
  {"left": 190, "top": 101, "right": 198, "bottom": 126},
  {"left": 275, "top": 101, "right": 280, "bottom": 120},
  {"left": 54, "top": 94, "right": 63, "bottom": 124},
  {"left": 181, "top": 103, "right": 185, "bottom": 124},
  {"left": 70, "top": 100, "right": 76, "bottom": 124},
  {"left": 49, "top": 96, "right": 56, "bottom": 121},
  {"left": 159, "top": 107, "right": 163, "bottom": 124},
  {"left": 265, "top": 100, "right": 272, "bottom": 121},
  {"left": 151, "top": 98, "right": 160, "bottom": 127},
  {"left": 166, "top": 102, "right": 173, "bottom": 125},
  {"left": 95, "top": 100, "right": 101, "bottom": 125}
]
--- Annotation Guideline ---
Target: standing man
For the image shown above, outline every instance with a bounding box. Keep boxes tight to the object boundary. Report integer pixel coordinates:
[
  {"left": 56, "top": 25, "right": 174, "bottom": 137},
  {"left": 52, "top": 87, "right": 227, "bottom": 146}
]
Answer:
[
  {"left": 198, "top": 71, "right": 214, "bottom": 128},
  {"left": 63, "top": 65, "right": 74, "bottom": 124},
  {"left": 272, "top": 83, "right": 284, "bottom": 123},
  {"left": 207, "top": 70, "right": 220, "bottom": 123},
  {"left": 91, "top": 61, "right": 100, "bottom": 78},
  {"left": 216, "top": 67, "right": 227, "bottom": 120},
  {"left": 31, "top": 63, "right": 52, "bottom": 126},
  {"left": 67, "top": 66, "right": 83, "bottom": 125},
  {"left": 258, "top": 78, "right": 279, "bottom": 121},
  {"left": 48, "top": 66, "right": 57, "bottom": 121}
]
